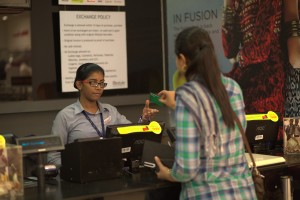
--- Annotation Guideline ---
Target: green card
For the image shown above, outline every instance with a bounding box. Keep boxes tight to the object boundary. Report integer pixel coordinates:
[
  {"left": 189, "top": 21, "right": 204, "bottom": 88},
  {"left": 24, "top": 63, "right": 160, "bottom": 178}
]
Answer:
[{"left": 149, "top": 92, "right": 163, "bottom": 106}]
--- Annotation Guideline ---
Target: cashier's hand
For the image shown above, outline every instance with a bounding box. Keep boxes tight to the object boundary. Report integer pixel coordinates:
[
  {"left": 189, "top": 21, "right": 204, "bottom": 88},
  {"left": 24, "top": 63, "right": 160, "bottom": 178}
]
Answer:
[
  {"left": 142, "top": 100, "right": 159, "bottom": 122},
  {"left": 158, "top": 90, "right": 176, "bottom": 110},
  {"left": 155, "top": 156, "right": 176, "bottom": 182}
]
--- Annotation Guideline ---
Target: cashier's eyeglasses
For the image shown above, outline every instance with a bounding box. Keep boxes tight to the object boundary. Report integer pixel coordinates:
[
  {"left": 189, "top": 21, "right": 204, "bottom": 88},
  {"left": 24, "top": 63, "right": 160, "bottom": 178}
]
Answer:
[{"left": 82, "top": 80, "right": 108, "bottom": 88}]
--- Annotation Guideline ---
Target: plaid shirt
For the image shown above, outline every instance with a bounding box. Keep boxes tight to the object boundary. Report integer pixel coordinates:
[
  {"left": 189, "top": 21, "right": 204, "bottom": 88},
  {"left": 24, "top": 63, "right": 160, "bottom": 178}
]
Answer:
[{"left": 171, "top": 76, "right": 257, "bottom": 200}]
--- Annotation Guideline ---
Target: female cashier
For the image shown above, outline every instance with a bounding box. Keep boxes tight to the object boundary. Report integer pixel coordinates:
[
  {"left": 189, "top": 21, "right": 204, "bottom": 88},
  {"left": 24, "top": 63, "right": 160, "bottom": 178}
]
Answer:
[{"left": 47, "top": 63, "right": 159, "bottom": 166}]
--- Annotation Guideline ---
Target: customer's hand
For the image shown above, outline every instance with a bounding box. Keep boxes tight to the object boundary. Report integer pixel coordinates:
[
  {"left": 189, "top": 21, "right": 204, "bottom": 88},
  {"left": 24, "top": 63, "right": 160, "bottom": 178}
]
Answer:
[
  {"left": 155, "top": 156, "right": 175, "bottom": 182},
  {"left": 142, "top": 100, "right": 159, "bottom": 121},
  {"left": 158, "top": 90, "right": 176, "bottom": 109}
]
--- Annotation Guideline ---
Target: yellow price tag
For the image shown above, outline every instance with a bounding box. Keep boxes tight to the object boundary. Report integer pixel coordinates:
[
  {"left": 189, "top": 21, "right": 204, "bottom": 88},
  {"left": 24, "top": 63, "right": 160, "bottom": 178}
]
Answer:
[
  {"left": 0, "top": 135, "right": 6, "bottom": 149},
  {"left": 246, "top": 111, "right": 279, "bottom": 122},
  {"left": 117, "top": 121, "right": 162, "bottom": 135}
]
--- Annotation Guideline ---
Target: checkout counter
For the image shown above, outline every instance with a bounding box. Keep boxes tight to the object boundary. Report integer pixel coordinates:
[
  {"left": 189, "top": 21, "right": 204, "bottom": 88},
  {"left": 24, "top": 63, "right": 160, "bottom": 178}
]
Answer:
[
  {"left": 17, "top": 154, "right": 300, "bottom": 200},
  {"left": 23, "top": 167, "right": 181, "bottom": 200},
  {"left": 6, "top": 133, "right": 300, "bottom": 199}
]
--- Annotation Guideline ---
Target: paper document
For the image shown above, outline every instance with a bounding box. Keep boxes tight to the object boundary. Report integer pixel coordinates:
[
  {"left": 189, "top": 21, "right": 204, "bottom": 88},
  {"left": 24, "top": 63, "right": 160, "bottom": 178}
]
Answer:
[{"left": 245, "top": 153, "right": 285, "bottom": 167}]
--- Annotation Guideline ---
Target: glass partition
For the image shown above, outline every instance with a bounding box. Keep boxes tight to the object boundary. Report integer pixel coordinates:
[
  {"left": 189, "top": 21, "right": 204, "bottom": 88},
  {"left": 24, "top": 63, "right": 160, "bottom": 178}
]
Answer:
[{"left": 0, "top": 10, "right": 32, "bottom": 101}]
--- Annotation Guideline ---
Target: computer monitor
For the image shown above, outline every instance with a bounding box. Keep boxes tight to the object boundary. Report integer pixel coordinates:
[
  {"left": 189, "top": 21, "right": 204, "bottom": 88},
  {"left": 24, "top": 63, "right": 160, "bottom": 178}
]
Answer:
[
  {"left": 106, "top": 121, "right": 165, "bottom": 164},
  {"left": 245, "top": 116, "right": 280, "bottom": 154}
]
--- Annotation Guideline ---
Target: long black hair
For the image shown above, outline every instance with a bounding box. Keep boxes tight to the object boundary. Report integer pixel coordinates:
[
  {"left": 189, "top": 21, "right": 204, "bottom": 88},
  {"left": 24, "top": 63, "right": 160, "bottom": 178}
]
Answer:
[{"left": 175, "top": 26, "right": 235, "bottom": 128}]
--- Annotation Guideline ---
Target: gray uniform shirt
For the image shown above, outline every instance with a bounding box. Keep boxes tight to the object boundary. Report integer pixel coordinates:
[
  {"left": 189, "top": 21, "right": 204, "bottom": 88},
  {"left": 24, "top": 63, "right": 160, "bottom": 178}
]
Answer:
[{"left": 47, "top": 100, "right": 131, "bottom": 166}]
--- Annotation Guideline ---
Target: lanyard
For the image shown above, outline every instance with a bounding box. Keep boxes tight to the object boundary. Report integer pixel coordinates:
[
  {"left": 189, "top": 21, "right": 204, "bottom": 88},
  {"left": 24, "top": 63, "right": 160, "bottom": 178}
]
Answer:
[{"left": 82, "top": 110, "right": 105, "bottom": 137}]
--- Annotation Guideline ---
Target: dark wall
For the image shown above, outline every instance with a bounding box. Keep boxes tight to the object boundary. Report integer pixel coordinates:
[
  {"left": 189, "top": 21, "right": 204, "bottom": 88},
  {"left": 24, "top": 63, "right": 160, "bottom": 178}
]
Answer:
[{"left": 31, "top": 0, "right": 57, "bottom": 99}]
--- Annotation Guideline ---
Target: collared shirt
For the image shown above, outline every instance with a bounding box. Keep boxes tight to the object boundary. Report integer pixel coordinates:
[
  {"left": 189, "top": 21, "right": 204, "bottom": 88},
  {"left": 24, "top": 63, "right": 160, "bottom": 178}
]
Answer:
[
  {"left": 47, "top": 100, "right": 131, "bottom": 166},
  {"left": 171, "top": 76, "right": 257, "bottom": 200}
]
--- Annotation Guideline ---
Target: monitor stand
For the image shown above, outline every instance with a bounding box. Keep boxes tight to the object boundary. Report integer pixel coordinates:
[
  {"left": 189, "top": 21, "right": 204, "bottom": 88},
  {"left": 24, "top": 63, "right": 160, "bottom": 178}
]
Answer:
[{"left": 36, "top": 152, "right": 45, "bottom": 191}]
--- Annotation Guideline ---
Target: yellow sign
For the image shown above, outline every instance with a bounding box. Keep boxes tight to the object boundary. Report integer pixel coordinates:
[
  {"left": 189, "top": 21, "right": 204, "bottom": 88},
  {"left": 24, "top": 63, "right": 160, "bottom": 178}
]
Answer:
[
  {"left": 117, "top": 121, "right": 162, "bottom": 135},
  {"left": 0, "top": 135, "right": 6, "bottom": 149},
  {"left": 246, "top": 111, "right": 279, "bottom": 122}
]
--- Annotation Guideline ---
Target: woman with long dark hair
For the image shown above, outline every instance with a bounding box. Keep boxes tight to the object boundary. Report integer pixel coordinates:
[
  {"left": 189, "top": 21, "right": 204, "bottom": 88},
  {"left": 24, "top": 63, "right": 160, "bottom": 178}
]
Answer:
[{"left": 156, "top": 27, "right": 256, "bottom": 199}]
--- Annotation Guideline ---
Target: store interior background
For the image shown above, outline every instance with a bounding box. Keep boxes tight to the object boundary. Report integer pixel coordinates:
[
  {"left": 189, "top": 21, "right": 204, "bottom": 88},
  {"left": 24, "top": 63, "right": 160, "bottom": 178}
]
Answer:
[{"left": 0, "top": 0, "right": 171, "bottom": 137}]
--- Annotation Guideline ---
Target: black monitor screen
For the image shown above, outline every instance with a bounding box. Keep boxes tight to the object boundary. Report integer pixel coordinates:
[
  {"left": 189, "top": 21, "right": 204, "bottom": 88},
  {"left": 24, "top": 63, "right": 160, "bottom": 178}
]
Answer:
[
  {"left": 245, "top": 119, "right": 280, "bottom": 154},
  {"left": 106, "top": 121, "right": 165, "bottom": 162}
]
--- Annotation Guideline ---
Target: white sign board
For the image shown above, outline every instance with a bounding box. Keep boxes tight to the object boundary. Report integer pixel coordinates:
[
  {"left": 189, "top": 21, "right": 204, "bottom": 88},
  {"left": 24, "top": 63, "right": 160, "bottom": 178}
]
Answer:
[{"left": 59, "top": 11, "right": 127, "bottom": 92}]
